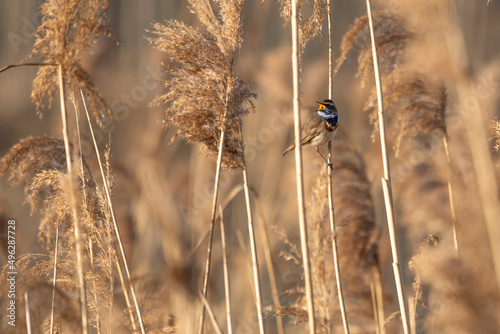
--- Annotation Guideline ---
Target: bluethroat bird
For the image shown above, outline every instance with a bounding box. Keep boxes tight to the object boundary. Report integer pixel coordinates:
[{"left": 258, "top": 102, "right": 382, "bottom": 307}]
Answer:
[{"left": 282, "top": 99, "right": 339, "bottom": 169}]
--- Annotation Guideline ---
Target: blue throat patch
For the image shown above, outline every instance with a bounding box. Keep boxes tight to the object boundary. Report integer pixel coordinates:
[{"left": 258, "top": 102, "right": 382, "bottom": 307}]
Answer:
[{"left": 318, "top": 110, "right": 338, "bottom": 129}]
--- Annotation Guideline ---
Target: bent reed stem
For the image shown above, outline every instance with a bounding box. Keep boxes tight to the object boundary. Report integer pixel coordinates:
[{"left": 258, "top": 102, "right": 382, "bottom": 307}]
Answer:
[
  {"left": 80, "top": 89, "right": 146, "bottom": 334},
  {"left": 241, "top": 146, "right": 266, "bottom": 334}
]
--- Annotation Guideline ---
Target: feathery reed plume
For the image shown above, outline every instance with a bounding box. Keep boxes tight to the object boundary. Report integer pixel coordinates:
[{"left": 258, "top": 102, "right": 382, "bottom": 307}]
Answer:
[
  {"left": 148, "top": 1, "right": 261, "bottom": 333},
  {"left": 303, "top": 131, "right": 378, "bottom": 333},
  {"left": 29, "top": 0, "right": 115, "bottom": 126},
  {"left": 0, "top": 136, "right": 68, "bottom": 184},
  {"left": 335, "top": 12, "right": 446, "bottom": 148},
  {"left": 148, "top": 0, "right": 255, "bottom": 169},
  {"left": 408, "top": 235, "right": 439, "bottom": 327},
  {"left": 0, "top": 137, "right": 116, "bottom": 332},
  {"left": 335, "top": 12, "right": 409, "bottom": 86},
  {"left": 493, "top": 118, "right": 500, "bottom": 152},
  {"left": 278, "top": 0, "right": 327, "bottom": 64},
  {"left": 384, "top": 0, "right": 500, "bottom": 322},
  {"left": 331, "top": 132, "right": 379, "bottom": 333},
  {"left": 410, "top": 236, "right": 500, "bottom": 333},
  {"left": 383, "top": 73, "right": 447, "bottom": 155}
]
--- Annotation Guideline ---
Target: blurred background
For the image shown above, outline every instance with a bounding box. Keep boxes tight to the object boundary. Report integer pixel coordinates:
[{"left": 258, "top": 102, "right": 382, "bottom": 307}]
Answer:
[{"left": 1, "top": 1, "right": 500, "bottom": 333}]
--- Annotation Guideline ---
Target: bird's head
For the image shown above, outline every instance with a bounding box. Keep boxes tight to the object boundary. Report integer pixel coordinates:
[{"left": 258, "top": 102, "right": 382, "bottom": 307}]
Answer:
[{"left": 316, "top": 99, "right": 338, "bottom": 119}]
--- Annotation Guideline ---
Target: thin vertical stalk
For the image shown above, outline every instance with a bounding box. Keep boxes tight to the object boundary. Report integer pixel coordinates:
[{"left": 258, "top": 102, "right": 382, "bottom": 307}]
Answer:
[
  {"left": 327, "top": 142, "right": 350, "bottom": 334},
  {"left": 199, "top": 127, "right": 226, "bottom": 334},
  {"left": 219, "top": 205, "right": 233, "bottom": 334},
  {"left": 291, "top": 0, "right": 316, "bottom": 332},
  {"left": 58, "top": 65, "right": 88, "bottom": 334},
  {"left": 370, "top": 282, "right": 381, "bottom": 334},
  {"left": 364, "top": 3, "right": 410, "bottom": 334},
  {"left": 326, "top": 2, "right": 350, "bottom": 333},
  {"left": 373, "top": 266, "right": 385, "bottom": 334},
  {"left": 409, "top": 297, "right": 416, "bottom": 334},
  {"left": 241, "top": 150, "right": 266, "bottom": 334},
  {"left": 80, "top": 90, "right": 146, "bottom": 334},
  {"left": 327, "top": 0, "right": 333, "bottom": 97},
  {"left": 442, "top": 135, "right": 459, "bottom": 254},
  {"left": 251, "top": 189, "right": 285, "bottom": 334},
  {"left": 25, "top": 292, "right": 33, "bottom": 334},
  {"left": 49, "top": 227, "right": 59, "bottom": 334},
  {"left": 114, "top": 254, "right": 137, "bottom": 331},
  {"left": 381, "top": 179, "right": 410, "bottom": 334}
]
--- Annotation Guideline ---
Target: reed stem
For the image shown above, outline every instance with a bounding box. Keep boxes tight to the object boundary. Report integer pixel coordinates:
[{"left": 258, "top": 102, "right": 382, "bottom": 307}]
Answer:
[
  {"left": 25, "top": 292, "right": 33, "bottom": 334},
  {"left": 200, "top": 292, "right": 223, "bottom": 334},
  {"left": 80, "top": 89, "right": 146, "bottom": 334},
  {"left": 58, "top": 65, "right": 88, "bottom": 334},
  {"left": 326, "top": 3, "right": 350, "bottom": 332},
  {"left": 364, "top": 3, "right": 410, "bottom": 333},
  {"left": 241, "top": 157, "right": 266, "bottom": 334},
  {"left": 442, "top": 135, "right": 459, "bottom": 255},
  {"left": 219, "top": 205, "right": 233, "bottom": 334},
  {"left": 327, "top": 142, "right": 350, "bottom": 334},
  {"left": 49, "top": 227, "right": 59, "bottom": 334},
  {"left": 251, "top": 189, "right": 285, "bottom": 334},
  {"left": 199, "top": 129, "right": 226, "bottom": 334},
  {"left": 291, "top": 0, "right": 316, "bottom": 332}
]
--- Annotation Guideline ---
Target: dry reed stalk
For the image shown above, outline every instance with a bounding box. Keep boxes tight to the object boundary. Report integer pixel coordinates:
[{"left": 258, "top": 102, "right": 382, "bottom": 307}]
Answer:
[
  {"left": 326, "top": 2, "right": 350, "bottom": 333},
  {"left": 58, "top": 65, "right": 88, "bottom": 334},
  {"left": 49, "top": 227, "right": 59, "bottom": 334},
  {"left": 200, "top": 133, "right": 226, "bottom": 334},
  {"left": 369, "top": 282, "right": 381, "bottom": 334},
  {"left": 372, "top": 266, "right": 385, "bottom": 334},
  {"left": 199, "top": 292, "right": 223, "bottom": 334},
  {"left": 364, "top": 1, "right": 410, "bottom": 333},
  {"left": 442, "top": 135, "right": 459, "bottom": 254},
  {"left": 251, "top": 189, "right": 285, "bottom": 334},
  {"left": 0, "top": 62, "right": 57, "bottom": 74},
  {"left": 291, "top": 0, "right": 316, "bottom": 332},
  {"left": 114, "top": 253, "right": 137, "bottom": 331},
  {"left": 242, "top": 174, "right": 266, "bottom": 333},
  {"left": 79, "top": 89, "right": 146, "bottom": 333},
  {"left": 219, "top": 205, "right": 233, "bottom": 334},
  {"left": 148, "top": 1, "right": 256, "bottom": 331},
  {"left": 25, "top": 291, "right": 33, "bottom": 334},
  {"left": 327, "top": 142, "right": 350, "bottom": 334}
]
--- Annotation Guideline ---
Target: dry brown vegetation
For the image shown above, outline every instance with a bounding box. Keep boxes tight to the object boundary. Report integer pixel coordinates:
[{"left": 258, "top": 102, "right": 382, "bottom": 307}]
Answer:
[{"left": 1, "top": 0, "right": 500, "bottom": 334}]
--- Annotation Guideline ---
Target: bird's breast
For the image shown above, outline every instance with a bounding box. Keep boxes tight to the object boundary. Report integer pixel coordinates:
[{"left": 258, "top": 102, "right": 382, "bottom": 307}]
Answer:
[{"left": 323, "top": 119, "right": 339, "bottom": 132}]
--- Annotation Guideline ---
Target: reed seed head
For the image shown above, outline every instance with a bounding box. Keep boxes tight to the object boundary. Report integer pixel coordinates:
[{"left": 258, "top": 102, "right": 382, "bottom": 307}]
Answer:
[
  {"left": 148, "top": 0, "right": 255, "bottom": 169},
  {"left": 30, "top": 0, "right": 115, "bottom": 126}
]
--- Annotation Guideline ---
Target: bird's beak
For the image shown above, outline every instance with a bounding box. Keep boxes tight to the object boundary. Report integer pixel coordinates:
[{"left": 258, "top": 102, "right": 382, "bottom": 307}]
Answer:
[{"left": 316, "top": 101, "right": 326, "bottom": 111}]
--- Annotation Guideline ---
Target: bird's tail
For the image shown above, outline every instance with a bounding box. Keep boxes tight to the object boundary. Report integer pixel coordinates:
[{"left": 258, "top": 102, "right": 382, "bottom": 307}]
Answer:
[{"left": 281, "top": 143, "right": 295, "bottom": 157}]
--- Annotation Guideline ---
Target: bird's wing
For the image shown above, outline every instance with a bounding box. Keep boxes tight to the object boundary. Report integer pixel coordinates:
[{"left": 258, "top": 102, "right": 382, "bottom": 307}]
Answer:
[
  {"left": 299, "top": 113, "right": 323, "bottom": 145},
  {"left": 282, "top": 112, "right": 322, "bottom": 156}
]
